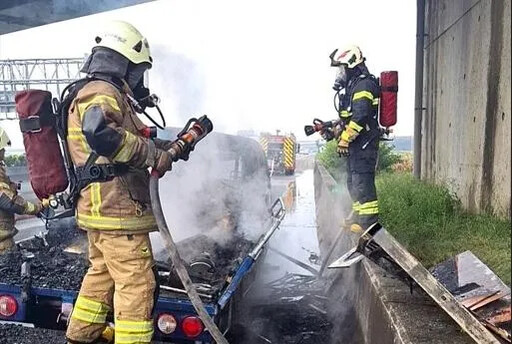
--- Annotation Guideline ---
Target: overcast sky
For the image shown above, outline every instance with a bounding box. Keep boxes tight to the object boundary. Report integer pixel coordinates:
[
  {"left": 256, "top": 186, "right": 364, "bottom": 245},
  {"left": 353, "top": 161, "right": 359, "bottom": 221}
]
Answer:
[{"left": 0, "top": 0, "right": 416, "bottom": 149}]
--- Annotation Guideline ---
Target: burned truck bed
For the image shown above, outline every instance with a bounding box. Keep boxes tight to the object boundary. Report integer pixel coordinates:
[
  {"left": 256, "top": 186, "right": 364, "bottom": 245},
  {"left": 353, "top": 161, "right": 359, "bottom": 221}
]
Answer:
[
  {"left": 0, "top": 220, "right": 262, "bottom": 343},
  {"left": 157, "top": 233, "right": 254, "bottom": 300},
  {"left": 1, "top": 223, "right": 255, "bottom": 299}
]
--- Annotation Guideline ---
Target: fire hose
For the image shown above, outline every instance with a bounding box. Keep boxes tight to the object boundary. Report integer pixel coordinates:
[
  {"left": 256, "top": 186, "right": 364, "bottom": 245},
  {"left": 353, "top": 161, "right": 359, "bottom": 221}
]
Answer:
[{"left": 148, "top": 116, "right": 229, "bottom": 344}]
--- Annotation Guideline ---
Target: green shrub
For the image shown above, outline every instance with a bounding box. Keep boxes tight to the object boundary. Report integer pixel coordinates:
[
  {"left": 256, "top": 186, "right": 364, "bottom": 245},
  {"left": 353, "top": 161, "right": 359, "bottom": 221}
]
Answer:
[
  {"left": 316, "top": 140, "right": 346, "bottom": 180},
  {"left": 377, "top": 142, "right": 401, "bottom": 172}
]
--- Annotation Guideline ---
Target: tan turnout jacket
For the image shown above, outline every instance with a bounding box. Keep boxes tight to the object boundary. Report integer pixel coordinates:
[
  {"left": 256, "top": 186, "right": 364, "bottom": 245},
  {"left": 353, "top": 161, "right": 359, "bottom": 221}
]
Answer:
[
  {"left": 67, "top": 80, "right": 157, "bottom": 233},
  {"left": 0, "top": 164, "right": 40, "bottom": 244}
]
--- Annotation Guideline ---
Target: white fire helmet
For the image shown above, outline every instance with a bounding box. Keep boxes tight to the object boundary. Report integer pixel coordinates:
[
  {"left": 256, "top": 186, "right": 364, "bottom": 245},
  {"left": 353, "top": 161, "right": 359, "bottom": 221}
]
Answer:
[
  {"left": 329, "top": 45, "right": 365, "bottom": 69},
  {"left": 93, "top": 21, "right": 152, "bottom": 67}
]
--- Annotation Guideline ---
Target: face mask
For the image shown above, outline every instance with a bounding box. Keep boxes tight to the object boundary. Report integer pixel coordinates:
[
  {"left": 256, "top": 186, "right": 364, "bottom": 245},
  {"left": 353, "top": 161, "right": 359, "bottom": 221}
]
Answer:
[
  {"left": 333, "top": 65, "right": 348, "bottom": 91},
  {"left": 132, "top": 80, "right": 156, "bottom": 111},
  {"left": 126, "top": 62, "right": 150, "bottom": 90}
]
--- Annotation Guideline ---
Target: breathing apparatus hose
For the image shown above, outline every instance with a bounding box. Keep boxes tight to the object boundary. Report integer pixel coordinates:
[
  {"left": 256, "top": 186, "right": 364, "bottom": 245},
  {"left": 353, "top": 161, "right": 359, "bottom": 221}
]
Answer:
[
  {"left": 141, "top": 105, "right": 166, "bottom": 130},
  {"left": 333, "top": 90, "right": 341, "bottom": 113},
  {"left": 149, "top": 175, "right": 229, "bottom": 344}
]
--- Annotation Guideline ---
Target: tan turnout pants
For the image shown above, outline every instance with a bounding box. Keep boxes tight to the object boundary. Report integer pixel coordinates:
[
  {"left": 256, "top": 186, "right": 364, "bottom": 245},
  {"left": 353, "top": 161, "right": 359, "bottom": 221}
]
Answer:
[{"left": 66, "top": 231, "right": 156, "bottom": 344}]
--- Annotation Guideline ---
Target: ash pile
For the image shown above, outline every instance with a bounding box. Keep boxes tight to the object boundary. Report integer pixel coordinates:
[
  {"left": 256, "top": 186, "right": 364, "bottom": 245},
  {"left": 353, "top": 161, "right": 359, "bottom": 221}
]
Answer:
[
  {"left": 0, "top": 218, "right": 89, "bottom": 290},
  {"left": 156, "top": 230, "right": 255, "bottom": 299},
  {"left": 233, "top": 273, "right": 334, "bottom": 344},
  {"left": 0, "top": 324, "right": 66, "bottom": 344}
]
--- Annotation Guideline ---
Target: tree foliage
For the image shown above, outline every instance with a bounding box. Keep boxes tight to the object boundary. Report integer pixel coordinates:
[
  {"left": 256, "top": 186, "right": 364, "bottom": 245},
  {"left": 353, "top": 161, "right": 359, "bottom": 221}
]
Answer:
[{"left": 4, "top": 154, "right": 27, "bottom": 167}]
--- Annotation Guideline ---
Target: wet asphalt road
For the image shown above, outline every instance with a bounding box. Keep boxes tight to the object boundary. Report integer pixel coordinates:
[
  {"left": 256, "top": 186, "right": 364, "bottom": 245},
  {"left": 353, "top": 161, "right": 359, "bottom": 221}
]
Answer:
[{"left": 262, "top": 169, "right": 320, "bottom": 282}]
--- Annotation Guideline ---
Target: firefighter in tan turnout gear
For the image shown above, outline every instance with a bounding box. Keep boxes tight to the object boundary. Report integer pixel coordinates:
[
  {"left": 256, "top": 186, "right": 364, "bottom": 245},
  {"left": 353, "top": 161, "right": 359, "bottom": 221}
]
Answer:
[
  {"left": 65, "top": 21, "right": 174, "bottom": 344},
  {"left": 0, "top": 128, "right": 44, "bottom": 253}
]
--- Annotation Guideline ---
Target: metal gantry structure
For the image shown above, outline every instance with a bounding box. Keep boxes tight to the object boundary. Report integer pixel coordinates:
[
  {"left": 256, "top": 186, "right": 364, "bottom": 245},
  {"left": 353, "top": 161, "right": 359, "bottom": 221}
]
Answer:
[{"left": 0, "top": 57, "right": 85, "bottom": 120}]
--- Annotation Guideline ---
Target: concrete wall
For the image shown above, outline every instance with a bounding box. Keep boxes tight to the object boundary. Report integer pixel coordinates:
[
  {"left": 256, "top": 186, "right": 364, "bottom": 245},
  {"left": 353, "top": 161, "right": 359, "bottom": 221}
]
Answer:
[
  {"left": 314, "top": 162, "right": 473, "bottom": 344},
  {"left": 422, "top": 0, "right": 511, "bottom": 218}
]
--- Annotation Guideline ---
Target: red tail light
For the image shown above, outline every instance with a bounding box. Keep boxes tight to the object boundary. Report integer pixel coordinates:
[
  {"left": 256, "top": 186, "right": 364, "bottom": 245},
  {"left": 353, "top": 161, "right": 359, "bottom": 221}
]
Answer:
[
  {"left": 181, "top": 316, "right": 204, "bottom": 338},
  {"left": 0, "top": 295, "right": 18, "bottom": 317}
]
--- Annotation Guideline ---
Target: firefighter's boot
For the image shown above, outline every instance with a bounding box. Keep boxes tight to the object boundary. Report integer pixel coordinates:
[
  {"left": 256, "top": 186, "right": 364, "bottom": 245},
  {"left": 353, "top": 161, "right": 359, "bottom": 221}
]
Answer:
[
  {"left": 350, "top": 223, "right": 364, "bottom": 233},
  {"left": 342, "top": 207, "right": 359, "bottom": 229}
]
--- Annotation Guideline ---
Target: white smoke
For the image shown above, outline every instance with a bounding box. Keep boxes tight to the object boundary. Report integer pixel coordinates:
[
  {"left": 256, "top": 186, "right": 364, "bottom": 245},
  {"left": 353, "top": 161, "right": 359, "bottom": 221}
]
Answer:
[{"left": 151, "top": 131, "right": 270, "bottom": 259}]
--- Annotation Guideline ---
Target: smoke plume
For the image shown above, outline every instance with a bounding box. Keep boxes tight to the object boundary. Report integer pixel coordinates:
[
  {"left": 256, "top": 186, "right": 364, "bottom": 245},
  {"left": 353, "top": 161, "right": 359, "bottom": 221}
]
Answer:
[{"left": 151, "top": 130, "right": 270, "bottom": 259}]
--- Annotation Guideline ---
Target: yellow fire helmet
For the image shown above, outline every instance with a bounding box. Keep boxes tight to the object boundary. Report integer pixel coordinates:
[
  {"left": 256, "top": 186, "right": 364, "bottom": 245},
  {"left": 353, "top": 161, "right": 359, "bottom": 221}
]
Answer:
[
  {"left": 329, "top": 45, "right": 365, "bottom": 69},
  {"left": 0, "top": 127, "right": 11, "bottom": 151},
  {"left": 93, "top": 21, "right": 152, "bottom": 67}
]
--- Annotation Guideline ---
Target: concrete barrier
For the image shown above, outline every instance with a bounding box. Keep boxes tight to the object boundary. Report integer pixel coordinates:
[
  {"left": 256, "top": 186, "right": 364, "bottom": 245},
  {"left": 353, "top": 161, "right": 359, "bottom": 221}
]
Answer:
[
  {"left": 296, "top": 155, "right": 315, "bottom": 172},
  {"left": 314, "top": 162, "right": 473, "bottom": 344}
]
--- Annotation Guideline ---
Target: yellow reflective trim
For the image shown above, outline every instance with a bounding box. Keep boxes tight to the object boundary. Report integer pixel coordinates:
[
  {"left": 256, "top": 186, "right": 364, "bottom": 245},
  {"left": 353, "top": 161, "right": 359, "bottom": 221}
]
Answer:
[
  {"left": 68, "top": 128, "right": 90, "bottom": 152},
  {"left": 283, "top": 139, "right": 293, "bottom": 148},
  {"left": 352, "top": 91, "right": 374, "bottom": 102},
  {"left": 259, "top": 138, "right": 268, "bottom": 154},
  {"left": 340, "top": 110, "right": 351, "bottom": 118},
  {"left": 348, "top": 121, "right": 363, "bottom": 132},
  {"left": 372, "top": 98, "right": 379, "bottom": 106},
  {"left": 68, "top": 134, "right": 84, "bottom": 139},
  {"left": 78, "top": 95, "right": 120, "bottom": 120},
  {"left": 341, "top": 131, "right": 351, "bottom": 142},
  {"left": 352, "top": 202, "right": 360, "bottom": 211},
  {"left": 359, "top": 200, "right": 378, "bottom": 209},
  {"left": 113, "top": 131, "right": 137, "bottom": 163},
  {"left": 115, "top": 319, "right": 154, "bottom": 342},
  {"left": 359, "top": 207, "right": 379, "bottom": 215},
  {"left": 90, "top": 182, "right": 102, "bottom": 217},
  {"left": 77, "top": 213, "right": 157, "bottom": 231},
  {"left": 71, "top": 309, "right": 107, "bottom": 324},
  {"left": 71, "top": 296, "right": 110, "bottom": 324},
  {"left": 115, "top": 332, "right": 153, "bottom": 344},
  {"left": 75, "top": 296, "right": 110, "bottom": 311},
  {"left": 115, "top": 319, "right": 154, "bottom": 333}
]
